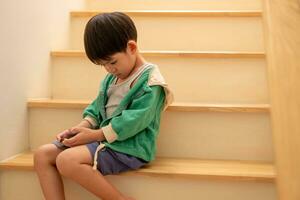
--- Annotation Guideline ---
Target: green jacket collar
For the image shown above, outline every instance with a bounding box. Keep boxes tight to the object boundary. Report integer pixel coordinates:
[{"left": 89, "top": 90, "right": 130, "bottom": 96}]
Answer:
[{"left": 99, "top": 67, "right": 154, "bottom": 124}]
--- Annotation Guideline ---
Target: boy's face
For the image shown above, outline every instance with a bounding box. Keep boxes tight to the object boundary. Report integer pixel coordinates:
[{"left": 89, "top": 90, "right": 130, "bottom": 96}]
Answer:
[{"left": 98, "top": 41, "right": 137, "bottom": 80}]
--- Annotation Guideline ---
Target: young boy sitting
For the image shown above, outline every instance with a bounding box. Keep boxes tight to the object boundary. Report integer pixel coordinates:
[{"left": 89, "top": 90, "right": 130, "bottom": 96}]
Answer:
[{"left": 34, "top": 12, "right": 173, "bottom": 200}]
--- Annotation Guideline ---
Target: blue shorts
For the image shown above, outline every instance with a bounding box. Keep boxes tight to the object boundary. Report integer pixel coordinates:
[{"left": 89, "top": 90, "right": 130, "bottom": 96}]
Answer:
[{"left": 52, "top": 140, "right": 148, "bottom": 176}]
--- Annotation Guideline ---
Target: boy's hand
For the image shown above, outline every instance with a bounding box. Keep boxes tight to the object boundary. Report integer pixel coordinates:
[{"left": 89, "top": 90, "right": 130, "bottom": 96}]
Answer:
[
  {"left": 56, "top": 129, "right": 76, "bottom": 142},
  {"left": 62, "top": 127, "right": 98, "bottom": 147}
]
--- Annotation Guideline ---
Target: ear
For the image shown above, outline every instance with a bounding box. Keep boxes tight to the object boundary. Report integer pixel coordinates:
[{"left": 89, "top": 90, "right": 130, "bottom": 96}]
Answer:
[{"left": 127, "top": 40, "right": 137, "bottom": 55}]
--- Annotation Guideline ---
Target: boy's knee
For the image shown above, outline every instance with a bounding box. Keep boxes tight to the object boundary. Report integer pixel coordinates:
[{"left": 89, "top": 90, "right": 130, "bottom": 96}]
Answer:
[
  {"left": 56, "top": 150, "right": 76, "bottom": 177},
  {"left": 33, "top": 145, "right": 51, "bottom": 167},
  {"left": 33, "top": 144, "right": 60, "bottom": 169}
]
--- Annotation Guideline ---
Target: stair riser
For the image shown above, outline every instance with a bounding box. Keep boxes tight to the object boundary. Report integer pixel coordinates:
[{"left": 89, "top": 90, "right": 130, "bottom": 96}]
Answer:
[
  {"left": 0, "top": 171, "right": 276, "bottom": 200},
  {"left": 52, "top": 57, "right": 269, "bottom": 103},
  {"left": 86, "top": 0, "right": 262, "bottom": 10},
  {"left": 69, "top": 17, "right": 264, "bottom": 51},
  {"left": 29, "top": 108, "right": 273, "bottom": 161}
]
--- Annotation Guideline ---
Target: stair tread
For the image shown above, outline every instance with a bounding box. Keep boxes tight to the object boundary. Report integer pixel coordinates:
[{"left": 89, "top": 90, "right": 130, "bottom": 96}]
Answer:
[
  {"left": 70, "top": 10, "right": 262, "bottom": 17},
  {"left": 51, "top": 50, "right": 265, "bottom": 58},
  {"left": 0, "top": 151, "right": 275, "bottom": 182},
  {"left": 28, "top": 99, "right": 270, "bottom": 113}
]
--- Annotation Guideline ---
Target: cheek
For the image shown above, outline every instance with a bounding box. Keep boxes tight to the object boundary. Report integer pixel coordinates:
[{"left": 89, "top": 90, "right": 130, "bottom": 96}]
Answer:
[{"left": 119, "top": 61, "right": 131, "bottom": 73}]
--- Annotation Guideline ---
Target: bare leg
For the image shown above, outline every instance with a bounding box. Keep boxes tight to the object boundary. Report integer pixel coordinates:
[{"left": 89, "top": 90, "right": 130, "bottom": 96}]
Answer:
[
  {"left": 34, "top": 144, "right": 65, "bottom": 200},
  {"left": 56, "top": 145, "right": 135, "bottom": 200}
]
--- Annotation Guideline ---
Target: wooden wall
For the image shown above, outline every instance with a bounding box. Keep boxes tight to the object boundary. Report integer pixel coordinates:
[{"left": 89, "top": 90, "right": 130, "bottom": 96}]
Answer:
[{"left": 262, "top": 0, "right": 300, "bottom": 199}]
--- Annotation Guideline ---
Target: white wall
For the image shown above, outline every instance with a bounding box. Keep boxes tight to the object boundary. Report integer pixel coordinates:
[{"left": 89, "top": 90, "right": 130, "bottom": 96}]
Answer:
[{"left": 0, "top": 0, "right": 86, "bottom": 161}]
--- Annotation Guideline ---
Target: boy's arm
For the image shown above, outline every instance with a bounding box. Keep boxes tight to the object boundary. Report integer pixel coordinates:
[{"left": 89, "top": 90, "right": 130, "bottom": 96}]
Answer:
[
  {"left": 101, "top": 86, "right": 165, "bottom": 143},
  {"left": 66, "top": 86, "right": 165, "bottom": 143},
  {"left": 74, "top": 118, "right": 95, "bottom": 129},
  {"left": 73, "top": 97, "right": 103, "bottom": 141},
  {"left": 82, "top": 92, "right": 102, "bottom": 129}
]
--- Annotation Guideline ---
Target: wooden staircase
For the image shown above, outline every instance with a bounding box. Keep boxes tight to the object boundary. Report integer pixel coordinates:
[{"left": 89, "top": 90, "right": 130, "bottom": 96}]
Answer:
[{"left": 0, "top": 0, "right": 277, "bottom": 199}]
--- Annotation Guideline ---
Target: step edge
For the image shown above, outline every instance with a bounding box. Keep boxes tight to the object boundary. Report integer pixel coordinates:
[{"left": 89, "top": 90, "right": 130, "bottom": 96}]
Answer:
[
  {"left": 51, "top": 50, "right": 266, "bottom": 58},
  {"left": 27, "top": 99, "right": 270, "bottom": 113},
  {"left": 0, "top": 151, "right": 275, "bottom": 182},
  {"left": 70, "top": 10, "right": 263, "bottom": 18}
]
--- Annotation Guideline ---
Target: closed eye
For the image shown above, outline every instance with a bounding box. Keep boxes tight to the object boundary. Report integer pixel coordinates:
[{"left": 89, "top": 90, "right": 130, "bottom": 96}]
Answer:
[{"left": 110, "top": 61, "right": 117, "bottom": 65}]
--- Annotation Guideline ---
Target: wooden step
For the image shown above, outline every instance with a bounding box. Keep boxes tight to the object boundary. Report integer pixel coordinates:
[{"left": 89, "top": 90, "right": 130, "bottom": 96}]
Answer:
[
  {"left": 51, "top": 50, "right": 265, "bottom": 59},
  {"left": 85, "top": 0, "right": 262, "bottom": 11},
  {"left": 69, "top": 10, "right": 264, "bottom": 51},
  {"left": 28, "top": 102, "right": 272, "bottom": 161},
  {"left": 70, "top": 10, "right": 262, "bottom": 18},
  {"left": 51, "top": 51, "right": 268, "bottom": 103},
  {"left": 0, "top": 151, "right": 275, "bottom": 182},
  {"left": 28, "top": 99, "right": 270, "bottom": 113}
]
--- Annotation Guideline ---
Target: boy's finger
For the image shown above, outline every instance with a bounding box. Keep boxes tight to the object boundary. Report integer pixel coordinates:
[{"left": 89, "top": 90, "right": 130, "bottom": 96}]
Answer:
[
  {"left": 57, "top": 133, "right": 65, "bottom": 141},
  {"left": 70, "top": 127, "right": 80, "bottom": 133},
  {"left": 62, "top": 139, "right": 73, "bottom": 146},
  {"left": 57, "top": 130, "right": 68, "bottom": 140},
  {"left": 63, "top": 136, "right": 77, "bottom": 145}
]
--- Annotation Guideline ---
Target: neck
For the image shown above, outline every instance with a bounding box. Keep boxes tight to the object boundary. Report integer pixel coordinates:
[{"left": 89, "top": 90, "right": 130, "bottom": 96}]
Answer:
[
  {"left": 127, "top": 53, "right": 147, "bottom": 78},
  {"left": 134, "top": 53, "right": 147, "bottom": 71},
  {"left": 116, "top": 53, "right": 147, "bottom": 83}
]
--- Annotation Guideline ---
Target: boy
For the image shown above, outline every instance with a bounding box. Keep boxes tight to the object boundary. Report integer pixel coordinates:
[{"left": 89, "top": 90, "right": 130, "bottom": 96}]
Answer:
[{"left": 34, "top": 12, "right": 173, "bottom": 200}]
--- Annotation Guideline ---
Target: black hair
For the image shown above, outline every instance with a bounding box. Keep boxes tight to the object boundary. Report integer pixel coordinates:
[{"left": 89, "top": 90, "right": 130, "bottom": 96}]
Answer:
[{"left": 84, "top": 12, "right": 138, "bottom": 65}]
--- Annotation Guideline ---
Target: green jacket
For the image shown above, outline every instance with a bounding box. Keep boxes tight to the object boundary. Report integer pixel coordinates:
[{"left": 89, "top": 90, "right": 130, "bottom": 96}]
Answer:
[{"left": 83, "top": 65, "right": 173, "bottom": 162}]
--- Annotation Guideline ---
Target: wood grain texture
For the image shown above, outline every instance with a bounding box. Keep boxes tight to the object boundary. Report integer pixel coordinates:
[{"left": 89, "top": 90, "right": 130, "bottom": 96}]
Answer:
[
  {"left": 262, "top": 0, "right": 300, "bottom": 199},
  {"left": 27, "top": 99, "right": 270, "bottom": 113},
  {"left": 51, "top": 50, "right": 265, "bottom": 58},
  {"left": 0, "top": 151, "right": 275, "bottom": 182},
  {"left": 70, "top": 10, "right": 262, "bottom": 18}
]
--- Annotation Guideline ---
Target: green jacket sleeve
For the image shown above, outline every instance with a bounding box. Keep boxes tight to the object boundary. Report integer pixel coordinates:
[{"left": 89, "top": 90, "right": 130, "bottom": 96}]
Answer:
[
  {"left": 102, "top": 85, "right": 165, "bottom": 142},
  {"left": 82, "top": 92, "right": 101, "bottom": 128}
]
